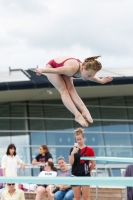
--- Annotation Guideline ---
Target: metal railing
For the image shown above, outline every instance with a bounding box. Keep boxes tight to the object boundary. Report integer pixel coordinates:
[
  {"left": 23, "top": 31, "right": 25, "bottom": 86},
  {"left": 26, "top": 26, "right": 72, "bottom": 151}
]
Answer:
[
  {"left": 19, "top": 164, "right": 127, "bottom": 200},
  {"left": 0, "top": 163, "right": 127, "bottom": 200}
]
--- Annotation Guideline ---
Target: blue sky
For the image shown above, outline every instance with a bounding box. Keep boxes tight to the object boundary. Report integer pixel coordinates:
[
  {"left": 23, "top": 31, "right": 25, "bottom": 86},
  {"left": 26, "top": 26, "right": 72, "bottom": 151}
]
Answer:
[{"left": 0, "top": 0, "right": 133, "bottom": 71}]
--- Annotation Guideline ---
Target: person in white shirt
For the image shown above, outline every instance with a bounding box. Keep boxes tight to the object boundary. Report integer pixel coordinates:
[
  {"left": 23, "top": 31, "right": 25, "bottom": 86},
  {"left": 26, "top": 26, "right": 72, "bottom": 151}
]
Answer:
[
  {"left": 1, "top": 143, "right": 25, "bottom": 177},
  {"left": 1, "top": 183, "right": 25, "bottom": 200},
  {"left": 35, "top": 161, "right": 57, "bottom": 200}
]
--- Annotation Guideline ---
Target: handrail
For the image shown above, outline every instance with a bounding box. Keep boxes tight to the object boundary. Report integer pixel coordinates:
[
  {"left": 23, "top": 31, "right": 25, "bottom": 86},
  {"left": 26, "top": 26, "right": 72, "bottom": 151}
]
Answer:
[{"left": 0, "top": 163, "right": 127, "bottom": 176}]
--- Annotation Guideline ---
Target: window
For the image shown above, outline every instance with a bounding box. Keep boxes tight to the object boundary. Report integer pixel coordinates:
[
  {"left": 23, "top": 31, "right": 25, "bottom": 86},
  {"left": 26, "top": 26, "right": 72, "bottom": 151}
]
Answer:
[
  {"left": 51, "top": 147, "right": 71, "bottom": 163},
  {"left": 46, "top": 132, "right": 74, "bottom": 146},
  {"left": 44, "top": 103, "right": 74, "bottom": 130},
  {"left": 10, "top": 103, "right": 28, "bottom": 130},
  {"left": 11, "top": 132, "right": 29, "bottom": 145},
  {"left": 106, "top": 147, "right": 132, "bottom": 158},
  {"left": 99, "top": 97, "right": 129, "bottom": 133},
  {"left": 104, "top": 134, "right": 131, "bottom": 146},
  {"left": 85, "top": 133, "right": 104, "bottom": 146},
  {"left": 0, "top": 103, "right": 10, "bottom": 130},
  {"left": 30, "top": 132, "right": 46, "bottom": 145},
  {"left": 28, "top": 101, "right": 45, "bottom": 130}
]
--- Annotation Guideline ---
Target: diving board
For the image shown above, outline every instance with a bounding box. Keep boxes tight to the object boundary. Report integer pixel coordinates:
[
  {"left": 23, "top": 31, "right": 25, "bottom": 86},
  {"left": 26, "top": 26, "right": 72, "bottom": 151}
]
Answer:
[
  {"left": 0, "top": 177, "right": 133, "bottom": 187},
  {"left": 81, "top": 156, "right": 133, "bottom": 163}
]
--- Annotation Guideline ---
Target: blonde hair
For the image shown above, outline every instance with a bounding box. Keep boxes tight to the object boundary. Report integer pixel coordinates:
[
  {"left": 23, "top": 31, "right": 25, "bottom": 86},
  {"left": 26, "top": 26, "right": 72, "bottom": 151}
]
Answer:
[
  {"left": 74, "top": 128, "right": 84, "bottom": 138},
  {"left": 82, "top": 56, "right": 102, "bottom": 72}
]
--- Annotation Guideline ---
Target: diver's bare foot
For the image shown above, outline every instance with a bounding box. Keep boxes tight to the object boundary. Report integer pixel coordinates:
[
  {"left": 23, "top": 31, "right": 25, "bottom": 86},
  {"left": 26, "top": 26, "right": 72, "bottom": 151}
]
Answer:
[
  {"left": 75, "top": 114, "right": 88, "bottom": 127},
  {"left": 82, "top": 111, "right": 93, "bottom": 123}
]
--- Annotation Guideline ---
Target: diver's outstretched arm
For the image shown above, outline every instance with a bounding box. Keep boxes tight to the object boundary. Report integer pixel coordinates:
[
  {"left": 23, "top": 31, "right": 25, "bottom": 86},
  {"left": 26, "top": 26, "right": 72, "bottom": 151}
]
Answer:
[{"left": 89, "top": 76, "right": 113, "bottom": 84}]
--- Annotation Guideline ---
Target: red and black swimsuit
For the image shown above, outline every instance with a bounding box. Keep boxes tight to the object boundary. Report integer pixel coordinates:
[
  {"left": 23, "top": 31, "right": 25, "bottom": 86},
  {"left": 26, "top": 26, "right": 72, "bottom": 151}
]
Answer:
[{"left": 47, "top": 58, "right": 82, "bottom": 78}]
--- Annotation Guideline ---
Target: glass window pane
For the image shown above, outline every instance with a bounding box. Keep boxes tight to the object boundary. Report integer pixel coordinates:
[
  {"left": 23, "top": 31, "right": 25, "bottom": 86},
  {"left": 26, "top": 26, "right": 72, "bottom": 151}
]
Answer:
[
  {"left": 0, "top": 147, "right": 9, "bottom": 161},
  {"left": 0, "top": 103, "right": 10, "bottom": 116},
  {"left": 28, "top": 101, "right": 44, "bottom": 117},
  {"left": 127, "top": 108, "right": 133, "bottom": 120},
  {"left": 87, "top": 107, "right": 101, "bottom": 119},
  {"left": 45, "top": 119, "right": 74, "bottom": 131},
  {"left": 18, "top": 148, "right": 30, "bottom": 177},
  {"left": 106, "top": 147, "right": 132, "bottom": 158},
  {"left": 0, "top": 120, "right": 10, "bottom": 130},
  {"left": 17, "top": 147, "right": 30, "bottom": 164},
  {"left": 51, "top": 147, "right": 71, "bottom": 163},
  {"left": 104, "top": 134, "right": 131, "bottom": 146},
  {"left": 30, "top": 120, "right": 45, "bottom": 130},
  {"left": 44, "top": 103, "right": 72, "bottom": 118},
  {"left": 100, "top": 107, "right": 128, "bottom": 120},
  {"left": 47, "top": 132, "right": 74, "bottom": 146},
  {"left": 130, "top": 135, "right": 133, "bottom": 145},
  {"left": 31, "top": 147, "right": 38, "bottom": 161},
  {"left": 18, "top": 167, "right": 32, "bottom": 176},
  {"left": 30, "top": 132, "right": 46, "bottom": 145},
  {"left": 85, "top": 133, "right": 104, "bottom": 146},
  {"left": 11, "top": 132, "right": 29, "bottom": 145},
  {"left": 100, "top": 97, "right": 126, "bottom": 106},
  {"left": 102, "top": 122, "right": 129, "bottom": 132},
  {"left": 29, "top": 101, "right": 45, "bottom": 130},
  {"left": 128, "top": 121, "right": 133, "bottom": 132},
  {"left": 44, "top": 103, "right": 74, "bottom": 130},
  {"left": 11, "top": 103, "right": 28, "bottom": 130},
  {"left": 127, "top": 110, "right": 133, "bottom": 119},
  {"left": 11, "top": 103, "right": 26, "bottom": 117},
  {"left": 99, "top": 97, "right": 129, "bottom": 132},
  {"left": 0, "top": 133, "right": 10, "bottom": 145},
  {"left": 31, "top": 167, "right": 40, "bottom": 176},
  {"left": 31, "top": 147, "right": 45, "bottom": 176},
  {"left": 0, "top": 104, "right": 10, "bottom": 130},
  {"left": 11, "top": 119, "right": 27, "bottom": 130},
  {"left": 126, "top": 96, "right": 133, "bottom": 106},
  {"left": 83, "top": 98, "right": 99, "bottom": 106}
]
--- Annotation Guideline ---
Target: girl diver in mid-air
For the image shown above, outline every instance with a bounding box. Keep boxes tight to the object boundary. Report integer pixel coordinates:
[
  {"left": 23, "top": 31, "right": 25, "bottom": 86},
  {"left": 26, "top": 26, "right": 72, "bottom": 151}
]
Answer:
[{"left": 36, "top": 56, "right": 113, "bottom": 127}]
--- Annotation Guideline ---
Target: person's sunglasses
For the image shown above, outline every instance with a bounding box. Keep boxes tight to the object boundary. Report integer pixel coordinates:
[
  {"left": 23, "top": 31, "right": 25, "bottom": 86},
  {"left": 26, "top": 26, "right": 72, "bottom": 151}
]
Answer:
[
  {"left": 8, "top": 183, "right": 15, "bottom": 186},
  {"left": 44, "top": 164, "right": 48, "bottom": 167}
]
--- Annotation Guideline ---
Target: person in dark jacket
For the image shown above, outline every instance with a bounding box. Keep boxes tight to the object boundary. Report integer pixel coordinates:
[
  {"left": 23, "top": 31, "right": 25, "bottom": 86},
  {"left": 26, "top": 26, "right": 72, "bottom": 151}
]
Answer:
[{"left": 32, "top": 145, "right": 53, "bottom": 171}]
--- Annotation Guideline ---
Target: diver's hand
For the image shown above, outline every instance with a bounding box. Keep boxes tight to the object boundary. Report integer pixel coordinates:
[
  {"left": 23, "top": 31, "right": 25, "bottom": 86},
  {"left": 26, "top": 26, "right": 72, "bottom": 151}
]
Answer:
[
  {"left": 35, "top": 69, "right": 43, "bottom": 75},
  {"left": 101, "top": 76, "right": 113, "bottom": 84}
]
